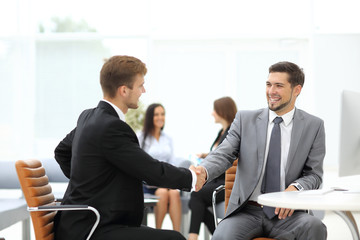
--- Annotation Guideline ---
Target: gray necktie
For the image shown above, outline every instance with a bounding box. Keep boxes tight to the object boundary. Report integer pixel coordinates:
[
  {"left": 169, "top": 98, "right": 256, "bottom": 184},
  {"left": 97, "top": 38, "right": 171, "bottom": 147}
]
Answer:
[{"left": 262, "top": 116, "right": 283, "bottom": 219}]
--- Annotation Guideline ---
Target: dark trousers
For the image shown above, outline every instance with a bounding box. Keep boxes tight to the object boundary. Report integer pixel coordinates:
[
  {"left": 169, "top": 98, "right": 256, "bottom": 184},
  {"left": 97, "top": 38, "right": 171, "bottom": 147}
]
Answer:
[
  {"left": 188, "top": 178, "right": 225, "bottom": 234},
  {"left": 55, "top": 212, "right": 184, "bottom": 240}
]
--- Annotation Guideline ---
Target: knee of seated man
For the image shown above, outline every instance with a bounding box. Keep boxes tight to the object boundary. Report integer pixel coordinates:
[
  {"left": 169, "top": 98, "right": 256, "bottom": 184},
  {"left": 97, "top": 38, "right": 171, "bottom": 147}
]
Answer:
[
  {"left": 298, "top": 215, "right": 327, "bottom": 238},
  {"left": 211, "top": 222, "right": 233, "bottom": 240},
  {"left": 211, "top": 230, "right": 225, "bottom": 240},
  {"left": 307, "top": 216, "right": 327, "bottom": 232}
]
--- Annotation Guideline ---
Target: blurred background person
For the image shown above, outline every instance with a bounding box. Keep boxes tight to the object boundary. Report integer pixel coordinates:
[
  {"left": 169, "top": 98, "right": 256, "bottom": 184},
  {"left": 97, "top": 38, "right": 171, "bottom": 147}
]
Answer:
[
  {"left": 138, "top": 103, "right": 182, "bottom": 232},
  {"left": 188, "top": 96, "right": 238, "bottom": 240}
]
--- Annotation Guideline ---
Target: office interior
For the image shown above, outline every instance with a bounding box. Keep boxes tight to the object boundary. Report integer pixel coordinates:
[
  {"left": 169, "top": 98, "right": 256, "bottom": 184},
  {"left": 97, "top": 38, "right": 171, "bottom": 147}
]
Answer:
[{"left": 1, "top": 0, "right": 360, "bottom": 239}]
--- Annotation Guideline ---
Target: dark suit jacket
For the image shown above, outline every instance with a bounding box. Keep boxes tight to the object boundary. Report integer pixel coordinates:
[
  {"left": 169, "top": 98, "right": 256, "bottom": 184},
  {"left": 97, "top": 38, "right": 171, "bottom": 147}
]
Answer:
[{"left": 54, "top": 101, "right": 192, "bottom": 240}]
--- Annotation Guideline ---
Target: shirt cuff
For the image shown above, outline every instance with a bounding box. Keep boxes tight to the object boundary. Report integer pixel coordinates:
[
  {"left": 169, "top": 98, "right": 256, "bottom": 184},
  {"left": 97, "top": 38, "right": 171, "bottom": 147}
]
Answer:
[
  {"left": 189, "top": 169, "right": 197, "bottom": 192},
  {"left": 204, "top": 167, "right": 209, "bottom": 181}
]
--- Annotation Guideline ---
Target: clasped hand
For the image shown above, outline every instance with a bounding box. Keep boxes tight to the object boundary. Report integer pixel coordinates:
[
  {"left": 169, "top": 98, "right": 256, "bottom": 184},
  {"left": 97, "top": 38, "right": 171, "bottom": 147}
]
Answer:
[
  {"left": 274, "top": 185, "right": 298, "bottom": 219},
  {"left": 189, "top": 165, "right": 207, "bottom": 191}
]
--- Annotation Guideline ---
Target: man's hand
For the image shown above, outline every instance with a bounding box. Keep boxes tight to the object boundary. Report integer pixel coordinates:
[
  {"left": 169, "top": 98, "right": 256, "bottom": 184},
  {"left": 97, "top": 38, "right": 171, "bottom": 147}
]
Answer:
[
  {"left": 189, "top": 165, "right": 207, "bottom": 191},
  {"left": 275, "top": 185, "right": 297, "bottom": 219}
]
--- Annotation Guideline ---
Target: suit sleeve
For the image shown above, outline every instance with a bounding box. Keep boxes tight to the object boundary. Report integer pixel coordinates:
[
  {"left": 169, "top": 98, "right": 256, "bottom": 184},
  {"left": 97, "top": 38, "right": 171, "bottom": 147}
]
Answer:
[
  {"left": 294, "top": 119, "right": 326, "bottom": 190},
  {"left": 102, "top": 121, "right": 193, "bottom": 191},
  {"left": 200, "top": 112, "right": 241, "bottom": 182},
  {"left": 54, "top": 128, "right": 76, "bottom": 179}
]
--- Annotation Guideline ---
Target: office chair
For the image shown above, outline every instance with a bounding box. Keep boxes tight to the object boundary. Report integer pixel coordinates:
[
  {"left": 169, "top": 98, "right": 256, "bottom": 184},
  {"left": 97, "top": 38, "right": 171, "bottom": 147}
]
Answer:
[
  {"left": 212, "top": 160, "right": 275, "bottom": 240},
  {"left": 15, "top": 159, "right": 100, "bottom": 240}
]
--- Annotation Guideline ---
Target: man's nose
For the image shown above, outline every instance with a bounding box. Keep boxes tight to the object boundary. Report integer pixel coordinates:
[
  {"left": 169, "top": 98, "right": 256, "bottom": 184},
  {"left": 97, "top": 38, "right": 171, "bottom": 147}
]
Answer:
[{"left": 268, "top": 86, "right": 276, "bottom": 94}]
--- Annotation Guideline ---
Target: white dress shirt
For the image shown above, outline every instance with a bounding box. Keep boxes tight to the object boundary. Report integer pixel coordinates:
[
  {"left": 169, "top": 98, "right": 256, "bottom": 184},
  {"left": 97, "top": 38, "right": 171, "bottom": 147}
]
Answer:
[
  {"left": 250, "top": 108, "right": 295, "bottom": 201},
  {"left": 137, "top": 131, "right": 175, "bottom": 165},
  {"left": 101, "top": 99, "right": 126, "bottom": 121}
]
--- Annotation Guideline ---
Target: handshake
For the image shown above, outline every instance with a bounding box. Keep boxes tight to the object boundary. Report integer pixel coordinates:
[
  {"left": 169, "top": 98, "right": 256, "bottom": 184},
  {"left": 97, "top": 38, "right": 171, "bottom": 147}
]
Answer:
[{"left": 189, "top": 165, "right": 207, "bottom": 191}]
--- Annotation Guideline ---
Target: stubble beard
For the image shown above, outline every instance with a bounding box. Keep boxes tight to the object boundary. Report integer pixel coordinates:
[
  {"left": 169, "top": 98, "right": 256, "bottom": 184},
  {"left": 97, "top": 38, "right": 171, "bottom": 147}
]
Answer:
[
  {"left": 267, "top": 88, "right": 294, "bottom": 113},
  {"left": 267, "top": 94, "right": 293, "bottom": 113},
  {"left": 268, "top": 99, "right": 291, "bottom": 112}
]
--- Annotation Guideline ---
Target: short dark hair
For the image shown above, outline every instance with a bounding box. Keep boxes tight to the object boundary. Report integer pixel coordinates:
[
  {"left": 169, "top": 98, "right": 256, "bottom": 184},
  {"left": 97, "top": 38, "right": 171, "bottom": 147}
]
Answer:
[
  {"left": 100, "top": 55, "right": 147, "bottom": 98},
  {"left": 269, "top": 61, "right": 304, "bottom": 88},
  {"left": 141, "top": 103, "right": 164, "bottom": 146},
  {"left": 213, "top": 97, "right": 238, "bottom": 125}
]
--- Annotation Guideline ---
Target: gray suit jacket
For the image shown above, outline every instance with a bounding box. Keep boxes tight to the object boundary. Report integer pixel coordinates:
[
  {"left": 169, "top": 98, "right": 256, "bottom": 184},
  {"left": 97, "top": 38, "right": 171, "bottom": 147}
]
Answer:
[{"left": 200, "top": 108, "right": 326, "bottom": 218}]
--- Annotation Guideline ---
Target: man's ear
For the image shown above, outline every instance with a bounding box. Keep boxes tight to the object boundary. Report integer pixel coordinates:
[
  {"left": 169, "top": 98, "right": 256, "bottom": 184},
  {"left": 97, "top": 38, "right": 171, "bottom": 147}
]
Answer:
[
  {"left": 294, "top": 85, "right": 302, "bottom": 97},
  {"left": 118, "top": 85, "right": 127, "bottom": 97}
]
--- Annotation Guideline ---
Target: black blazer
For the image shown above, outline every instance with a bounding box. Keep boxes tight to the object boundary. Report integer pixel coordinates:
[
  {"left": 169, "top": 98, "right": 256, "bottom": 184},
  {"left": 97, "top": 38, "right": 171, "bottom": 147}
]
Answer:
[
  {"left": 54, "top": 101, "right": 192, "bottom": 240},
  {"left": 210, "top": 127, "right": 230, "bottom": 151},
  {"left": 209, "top": 127, "right": 230, "bottom": 182}
]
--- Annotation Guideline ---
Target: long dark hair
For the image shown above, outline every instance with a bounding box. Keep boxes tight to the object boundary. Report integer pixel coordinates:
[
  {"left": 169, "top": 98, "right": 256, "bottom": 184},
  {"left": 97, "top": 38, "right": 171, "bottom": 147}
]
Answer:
[{"left": 141, "top": 103, "right": 165, "bottom": 147}]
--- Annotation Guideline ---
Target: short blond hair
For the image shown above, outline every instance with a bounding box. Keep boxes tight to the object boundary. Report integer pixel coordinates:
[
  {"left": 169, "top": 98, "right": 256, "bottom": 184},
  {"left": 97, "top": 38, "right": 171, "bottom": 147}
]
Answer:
[{"left": 100, "top": 55, "right": 147, "bottom": 98}]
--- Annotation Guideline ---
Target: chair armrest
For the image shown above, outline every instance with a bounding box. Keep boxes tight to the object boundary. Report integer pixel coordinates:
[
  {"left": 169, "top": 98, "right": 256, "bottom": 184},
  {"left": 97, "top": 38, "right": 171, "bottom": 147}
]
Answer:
[
  {"left": 212, "top": 185, "right": 225, "bottom": 227},
  {"left": 28, "top": 205, "right": 100, "bottom": 240}
]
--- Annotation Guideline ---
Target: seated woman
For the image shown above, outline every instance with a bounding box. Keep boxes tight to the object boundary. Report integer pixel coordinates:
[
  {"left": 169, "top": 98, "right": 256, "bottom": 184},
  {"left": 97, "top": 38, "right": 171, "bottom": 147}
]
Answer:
[
  {"left": 188, "top": 97, "right": 238, "bottom": 240},
  {"left": 138, "top": 103, "right": 182, "bottom": 232}
]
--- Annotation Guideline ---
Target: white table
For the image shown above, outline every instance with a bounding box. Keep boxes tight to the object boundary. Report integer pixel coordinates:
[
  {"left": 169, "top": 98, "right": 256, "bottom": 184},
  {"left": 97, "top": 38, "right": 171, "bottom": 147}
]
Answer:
[{"left": 258, "top": 190, "right": 360, "bottom": 240}]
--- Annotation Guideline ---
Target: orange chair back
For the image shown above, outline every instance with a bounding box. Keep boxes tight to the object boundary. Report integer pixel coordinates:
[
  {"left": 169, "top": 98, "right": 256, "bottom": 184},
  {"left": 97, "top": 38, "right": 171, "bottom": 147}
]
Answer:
[
  {"left": 15, "top": 159, "right": 56, "bottom": 240},
  {"left": 224, "top": 159, "right": 237, "bottom": 212}
]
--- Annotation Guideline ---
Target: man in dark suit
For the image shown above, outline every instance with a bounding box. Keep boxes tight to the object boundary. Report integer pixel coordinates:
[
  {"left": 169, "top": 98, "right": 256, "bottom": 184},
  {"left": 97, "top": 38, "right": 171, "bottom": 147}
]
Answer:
[
  {"left": 54, "top": 55, "right": 201, "bottom": 240},
  {"left": 195, "top": 61, "right": 327, "bottom": 240}
]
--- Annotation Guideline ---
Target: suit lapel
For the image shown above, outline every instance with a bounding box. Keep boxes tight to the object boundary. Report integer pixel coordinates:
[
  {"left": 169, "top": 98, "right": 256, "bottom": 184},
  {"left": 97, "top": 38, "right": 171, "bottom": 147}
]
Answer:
[
  {"left": 256, "top": 109, "right": 269, "bottom": 167},
  {"left": 285, "top": 108, "right": 305, "bottom": 173}
]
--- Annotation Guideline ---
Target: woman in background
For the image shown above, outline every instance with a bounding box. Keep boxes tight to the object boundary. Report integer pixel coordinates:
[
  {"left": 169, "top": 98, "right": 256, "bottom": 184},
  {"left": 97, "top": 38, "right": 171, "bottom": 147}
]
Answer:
[
  {"left": 188, "top": 97, "right": 238, "bottom": 240},
  {"left": 138, "top": 103, "right": 182, "bottom": 232}
]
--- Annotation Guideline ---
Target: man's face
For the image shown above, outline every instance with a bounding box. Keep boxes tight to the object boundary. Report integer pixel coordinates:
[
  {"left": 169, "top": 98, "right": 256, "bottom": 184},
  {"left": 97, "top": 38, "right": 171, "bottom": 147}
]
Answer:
[
  {"left": 126, "top": 74, "right": 146, "bottom": 109},
  {"left": 266, "top": 72, "right": 301, "bottom": 116}
]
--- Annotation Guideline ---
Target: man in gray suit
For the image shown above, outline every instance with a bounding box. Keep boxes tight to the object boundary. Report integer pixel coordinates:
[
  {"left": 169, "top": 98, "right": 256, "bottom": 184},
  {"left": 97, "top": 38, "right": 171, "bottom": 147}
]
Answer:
[{"left": 195, "top": 61, "right": 327, "bottom": 240}]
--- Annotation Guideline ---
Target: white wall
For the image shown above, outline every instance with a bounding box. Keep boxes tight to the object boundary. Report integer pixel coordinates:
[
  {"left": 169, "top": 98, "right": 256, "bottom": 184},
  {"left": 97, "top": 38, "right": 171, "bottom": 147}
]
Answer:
[
  {"left": 1, "top": 0, "right": 360, "bottom": 174},
  {"left": 312, "top": 34, "right": 360, "bottom": 168},
  {"left": 147, "top": 38, "right": 310, "bottom": 159}
]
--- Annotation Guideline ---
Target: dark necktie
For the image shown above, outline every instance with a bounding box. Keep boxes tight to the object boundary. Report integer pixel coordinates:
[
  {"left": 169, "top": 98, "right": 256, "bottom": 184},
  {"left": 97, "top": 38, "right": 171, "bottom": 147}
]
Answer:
[{"left": 262, "top": 116, "right": 283, "bottom": 219}]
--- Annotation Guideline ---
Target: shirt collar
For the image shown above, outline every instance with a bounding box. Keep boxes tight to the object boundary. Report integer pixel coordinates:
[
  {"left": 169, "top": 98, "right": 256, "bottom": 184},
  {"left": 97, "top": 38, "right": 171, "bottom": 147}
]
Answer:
[
  {"left": 268, "top": 107, "right": 295, "bottom": 127},
  {"left": 101, "top": 99, "right": 126, "bottom": 122}
]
